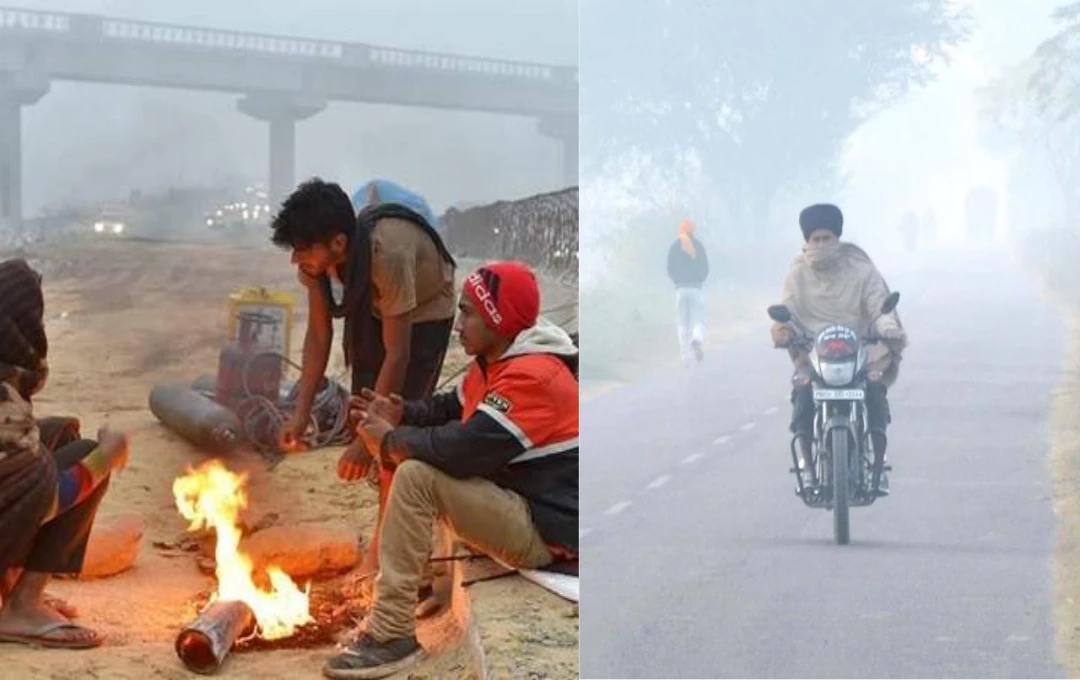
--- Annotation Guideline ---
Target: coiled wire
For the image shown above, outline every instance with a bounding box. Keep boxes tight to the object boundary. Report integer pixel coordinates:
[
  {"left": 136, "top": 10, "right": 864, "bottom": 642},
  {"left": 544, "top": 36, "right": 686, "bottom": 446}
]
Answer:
[{"left": 235, "top": 351, "right": 353, "bottom": 467}]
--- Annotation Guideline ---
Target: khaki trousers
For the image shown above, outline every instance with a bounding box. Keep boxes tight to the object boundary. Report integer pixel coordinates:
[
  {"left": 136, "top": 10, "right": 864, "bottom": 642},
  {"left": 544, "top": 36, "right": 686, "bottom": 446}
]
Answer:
[{"left": 367, "top": 460, "right": 553, "bottom": 641}]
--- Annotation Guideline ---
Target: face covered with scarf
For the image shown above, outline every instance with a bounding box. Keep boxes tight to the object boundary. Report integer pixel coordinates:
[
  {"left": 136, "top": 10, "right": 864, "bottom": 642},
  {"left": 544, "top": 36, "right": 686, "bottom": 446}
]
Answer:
[{"left": 799, "top": 204, "right": 844, "bottom": 271}]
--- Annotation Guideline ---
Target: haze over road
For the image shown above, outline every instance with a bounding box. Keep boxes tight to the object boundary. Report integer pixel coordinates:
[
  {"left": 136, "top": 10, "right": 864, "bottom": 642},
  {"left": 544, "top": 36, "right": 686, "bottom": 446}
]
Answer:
[{"left": 580, "top": 247, "right": 1065, "bottom": 679}]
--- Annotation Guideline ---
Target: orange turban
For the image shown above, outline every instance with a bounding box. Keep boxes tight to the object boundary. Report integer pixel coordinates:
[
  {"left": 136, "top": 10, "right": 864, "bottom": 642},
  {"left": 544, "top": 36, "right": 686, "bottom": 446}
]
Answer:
[{"left": 678, "top": 219, "right": 696, "bottom": 258}]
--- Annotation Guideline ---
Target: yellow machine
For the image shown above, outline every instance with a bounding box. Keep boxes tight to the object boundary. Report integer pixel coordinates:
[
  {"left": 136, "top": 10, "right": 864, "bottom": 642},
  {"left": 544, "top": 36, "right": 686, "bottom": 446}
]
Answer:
[{"left": 225, "top": 286, "right": 295, "bottom": 359}]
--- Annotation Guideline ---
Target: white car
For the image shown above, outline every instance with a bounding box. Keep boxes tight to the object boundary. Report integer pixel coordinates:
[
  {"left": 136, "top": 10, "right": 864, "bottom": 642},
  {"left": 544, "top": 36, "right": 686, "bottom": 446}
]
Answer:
[{"left": 92, "top": 210, "right": 128, "bottom": 236}]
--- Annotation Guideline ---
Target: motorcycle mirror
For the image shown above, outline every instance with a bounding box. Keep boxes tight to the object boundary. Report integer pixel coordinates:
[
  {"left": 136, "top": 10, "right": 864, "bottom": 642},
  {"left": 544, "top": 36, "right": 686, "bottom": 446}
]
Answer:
[
  {"left": 880, "top": 291, "right": 900, "bottom": 315},
  {"left": 767, "top": 305, "right": 792, "bottom": 323}
]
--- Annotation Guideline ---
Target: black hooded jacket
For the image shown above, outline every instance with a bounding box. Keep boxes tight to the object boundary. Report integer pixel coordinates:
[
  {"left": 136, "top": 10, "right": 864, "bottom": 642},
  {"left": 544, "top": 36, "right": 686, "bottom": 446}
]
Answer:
[{"left": 666, "top": 237, "right": 709, "bottom": 288}]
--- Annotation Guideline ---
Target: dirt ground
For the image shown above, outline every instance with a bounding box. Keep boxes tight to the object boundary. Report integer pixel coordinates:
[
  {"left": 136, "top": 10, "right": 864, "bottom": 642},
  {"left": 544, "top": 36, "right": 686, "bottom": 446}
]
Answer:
[
  {"left": 1050, "top": 311, "right": 1080, "bottom": 676},
  {"left": 2, "top": 237, "right": 578, "bottom": 679},
  {"left": 1020, "top": 247, "right": 1080, "bottom": 676}
]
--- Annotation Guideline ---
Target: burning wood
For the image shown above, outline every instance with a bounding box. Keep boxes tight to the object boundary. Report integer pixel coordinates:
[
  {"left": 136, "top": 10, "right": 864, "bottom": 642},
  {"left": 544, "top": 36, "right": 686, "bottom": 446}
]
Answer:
[{"left": 172, "top": 460, "right": 313, "bottom": 673}]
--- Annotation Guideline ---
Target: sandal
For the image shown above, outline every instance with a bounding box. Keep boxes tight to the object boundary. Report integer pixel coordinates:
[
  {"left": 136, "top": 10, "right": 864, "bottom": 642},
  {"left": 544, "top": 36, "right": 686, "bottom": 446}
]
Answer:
[{"left": 0, "top": 620, "right": 103, "bottom": 649}]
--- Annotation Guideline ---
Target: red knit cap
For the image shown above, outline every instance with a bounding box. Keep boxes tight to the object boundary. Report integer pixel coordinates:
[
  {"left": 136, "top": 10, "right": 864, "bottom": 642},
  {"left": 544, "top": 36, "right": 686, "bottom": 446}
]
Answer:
[{"left": 462, "top": 261, "right": 540, "bottom": 339}]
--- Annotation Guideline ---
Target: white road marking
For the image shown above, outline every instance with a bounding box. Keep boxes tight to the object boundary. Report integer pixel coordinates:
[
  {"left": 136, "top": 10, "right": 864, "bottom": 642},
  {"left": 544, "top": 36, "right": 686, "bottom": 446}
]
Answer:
[
  {"left": 935, "top": 636, "right": 956, "bottom": 642},
  {"left": 647, "top": 475, "right": 672, "bottom": 490},
  {"left": 891, "top": 478, "right": 1048, "bottom": 489},
  {"left": 681, "top": 453, "right": 704, "bottom": 465},
  {"left": 579, "top": 528, "right": 593, "bottom": 538},
  {"left": 764, "top": 406, "right": 779, "bottom": 415},
  {"left": 1006, "top": 634, "right": 1031, "bottom": 643},
  {"left": 713, "top": 434, "right": 732, "bottom": 445},
  {"left": 740, "top": 422, "right": 757, "bottom": 431},
  {"left": 605, "top": 501, "right": 632, "bottom": 516}
]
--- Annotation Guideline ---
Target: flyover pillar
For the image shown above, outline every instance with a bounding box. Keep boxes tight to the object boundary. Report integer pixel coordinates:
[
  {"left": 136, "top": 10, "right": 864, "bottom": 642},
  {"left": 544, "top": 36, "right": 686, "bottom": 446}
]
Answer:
[
  {"left": 537, "top": 114, "right": 578, "bottom": 188},
  {"left": 237, "top": 93, "right": 327, "bottom": 206},
  {"left": 0, "top": 74, "right": 48, "bottom": 232}
]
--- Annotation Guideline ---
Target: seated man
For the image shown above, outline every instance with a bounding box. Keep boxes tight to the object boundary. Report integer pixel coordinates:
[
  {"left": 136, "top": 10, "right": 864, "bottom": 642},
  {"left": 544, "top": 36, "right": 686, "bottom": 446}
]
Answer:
[
  {"left": 323, "top": 261, "right": 578, "bottom": 679},
  {"left": 0, "top": 258, "right": 130, "bottom": 649}
]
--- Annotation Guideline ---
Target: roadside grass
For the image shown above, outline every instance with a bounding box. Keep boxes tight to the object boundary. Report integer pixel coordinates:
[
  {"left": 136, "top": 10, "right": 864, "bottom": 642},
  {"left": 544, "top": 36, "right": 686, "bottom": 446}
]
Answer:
[{"left": 1021, "top": 229, "right": 1080, "bottom": 675}]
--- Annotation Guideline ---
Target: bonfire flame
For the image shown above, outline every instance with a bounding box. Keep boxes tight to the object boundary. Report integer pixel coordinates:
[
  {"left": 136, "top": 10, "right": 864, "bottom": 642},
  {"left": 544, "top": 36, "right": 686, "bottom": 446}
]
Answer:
[{"left": 173, "top": 460, "right": 312, "bottom": 640}]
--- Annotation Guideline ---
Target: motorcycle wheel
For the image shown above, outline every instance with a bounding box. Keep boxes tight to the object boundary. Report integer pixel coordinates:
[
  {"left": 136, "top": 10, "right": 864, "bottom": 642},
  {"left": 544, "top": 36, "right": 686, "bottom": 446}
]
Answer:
[{"left": 831, "top": 427, "right": 851, "bottom": 545}]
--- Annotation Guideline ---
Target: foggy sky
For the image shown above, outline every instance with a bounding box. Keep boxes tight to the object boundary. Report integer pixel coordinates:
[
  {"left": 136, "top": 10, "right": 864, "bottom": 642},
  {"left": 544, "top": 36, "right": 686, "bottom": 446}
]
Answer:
[
  {"left": 9, "top": 0, "right": 578, "bottom": 215},
  {"left": 580, "top": 0, "right": 1068, "bottom": 285},
  {"left": 839, "top": 0, "right": 1061, "bottom": 252}
]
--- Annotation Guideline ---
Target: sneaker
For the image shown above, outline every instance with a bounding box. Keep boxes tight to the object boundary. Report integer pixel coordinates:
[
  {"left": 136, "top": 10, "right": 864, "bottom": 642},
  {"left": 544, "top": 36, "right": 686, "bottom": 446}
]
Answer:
[
  {"left": 691, "top": 339, "right": 704, "bottom": 362},
  {"left": 323, "top": 634, "right": 423, "bottom": 679}
]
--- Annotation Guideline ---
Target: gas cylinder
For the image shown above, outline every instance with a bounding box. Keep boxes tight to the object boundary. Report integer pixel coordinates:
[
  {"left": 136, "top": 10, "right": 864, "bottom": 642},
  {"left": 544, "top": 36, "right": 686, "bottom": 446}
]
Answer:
[
  {"left": 215, "top": 311, "right": 283, "bottom": 410},
  {"left": 149, "top": 384, "right": 244, "bottom": 455}
]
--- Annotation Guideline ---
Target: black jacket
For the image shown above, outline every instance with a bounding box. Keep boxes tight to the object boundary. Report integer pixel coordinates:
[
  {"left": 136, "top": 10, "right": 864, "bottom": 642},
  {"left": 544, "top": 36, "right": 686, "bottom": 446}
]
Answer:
[
  {"left": 667, "top": 237, "right": 709, "bottom": 288},
  {"left": 382, "top": 323, "right": 579, "bottom": 555}
]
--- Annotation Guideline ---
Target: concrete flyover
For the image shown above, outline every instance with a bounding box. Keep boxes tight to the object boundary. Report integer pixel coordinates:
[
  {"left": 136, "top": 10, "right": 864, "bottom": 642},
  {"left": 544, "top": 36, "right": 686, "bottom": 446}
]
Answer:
[{"left": 0, "top": 7, "right": 579, "bottom": 226}]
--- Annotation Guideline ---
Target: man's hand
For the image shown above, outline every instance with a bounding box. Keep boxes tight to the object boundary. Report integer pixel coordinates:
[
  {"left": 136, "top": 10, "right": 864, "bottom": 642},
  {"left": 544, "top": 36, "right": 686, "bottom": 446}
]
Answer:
[
  {"left": 355, "top": 409, "right": 394, "bottom": 456},
  {"left": 296, "top": 269, "right": 319, "bottom": 289},
  {"left": 336, "top": 439, "right": 375, "bottom": 482},
  {"left": 279, "top": 415, "right": 311, "bottom": 453},
  {"left": 96, "top": 426, "right": 130, "bottom": 472},
  {"left": 349, "top": 388, "right": 404, "bottom": 428},
  {"left": 770, "top": 322, "right": 794, "bottom": 348},
  {"left": 337, "top": 408, "right": 399, "bottom": 482}
]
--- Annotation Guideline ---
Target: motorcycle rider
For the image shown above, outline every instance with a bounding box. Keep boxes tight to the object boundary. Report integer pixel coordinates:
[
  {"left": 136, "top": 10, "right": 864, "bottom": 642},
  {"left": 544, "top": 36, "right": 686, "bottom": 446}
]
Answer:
[{"left": 770, "top": 204, "right": 907, "bottom": 493}]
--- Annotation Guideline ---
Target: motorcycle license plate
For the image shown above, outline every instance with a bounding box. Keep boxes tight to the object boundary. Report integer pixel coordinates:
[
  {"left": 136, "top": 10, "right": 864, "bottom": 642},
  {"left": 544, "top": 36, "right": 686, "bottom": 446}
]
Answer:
[{"left": 813, "top": 388, "right": 864, "bottom": 401}]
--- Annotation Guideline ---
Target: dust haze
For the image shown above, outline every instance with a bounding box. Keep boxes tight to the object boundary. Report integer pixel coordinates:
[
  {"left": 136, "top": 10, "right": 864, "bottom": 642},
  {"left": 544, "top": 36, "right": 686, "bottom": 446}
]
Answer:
[{"left": 7, "top": 0, "right": 577, "bottom": 221}]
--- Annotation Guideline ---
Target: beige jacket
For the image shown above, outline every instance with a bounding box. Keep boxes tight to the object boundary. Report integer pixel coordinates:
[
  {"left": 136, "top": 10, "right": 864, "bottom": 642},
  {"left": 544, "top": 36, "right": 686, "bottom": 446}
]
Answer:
[{"left": 775, "top": 242, "right": 907, "bottom": 386}]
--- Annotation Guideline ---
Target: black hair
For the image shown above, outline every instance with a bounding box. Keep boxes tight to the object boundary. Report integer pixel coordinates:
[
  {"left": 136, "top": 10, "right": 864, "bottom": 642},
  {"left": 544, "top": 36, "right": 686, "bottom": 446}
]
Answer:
[{"left": 269, "top": 178, "right": 355, "bottom": 249}]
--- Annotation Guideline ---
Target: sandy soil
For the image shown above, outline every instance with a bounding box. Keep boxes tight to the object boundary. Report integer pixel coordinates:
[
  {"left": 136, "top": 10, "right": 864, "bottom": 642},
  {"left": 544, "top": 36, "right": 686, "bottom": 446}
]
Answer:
[
  {"left": 1020, "top": 243, "right": 1080, "bottom": 675},
  {"left": 2, "top": 237, "right": 577, "bottom": 679},
  {"left": 1050, "top": 310, "right": 1080, "bottom": 676}
]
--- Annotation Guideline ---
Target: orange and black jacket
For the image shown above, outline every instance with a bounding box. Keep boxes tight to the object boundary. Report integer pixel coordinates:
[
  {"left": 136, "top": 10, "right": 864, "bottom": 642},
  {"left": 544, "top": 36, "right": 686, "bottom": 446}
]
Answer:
[{"left": 382, "top": 320, "right": 579, "bottom": 555}]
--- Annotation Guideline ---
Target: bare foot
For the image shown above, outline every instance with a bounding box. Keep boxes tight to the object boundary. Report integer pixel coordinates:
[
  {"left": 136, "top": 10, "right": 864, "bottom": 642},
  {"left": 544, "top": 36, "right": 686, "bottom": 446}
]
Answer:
[
  {"left": 0, "top": 599, "right": 101, "bottom": 648},
  {"left": 42, "top": 593, "right": 77, "bottom": 619}
]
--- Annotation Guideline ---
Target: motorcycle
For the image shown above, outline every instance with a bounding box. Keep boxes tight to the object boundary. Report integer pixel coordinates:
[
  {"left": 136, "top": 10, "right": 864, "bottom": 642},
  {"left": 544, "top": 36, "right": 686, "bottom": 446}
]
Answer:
[{"left": 766, "top": 291, "right": 900, "bottom": 545}]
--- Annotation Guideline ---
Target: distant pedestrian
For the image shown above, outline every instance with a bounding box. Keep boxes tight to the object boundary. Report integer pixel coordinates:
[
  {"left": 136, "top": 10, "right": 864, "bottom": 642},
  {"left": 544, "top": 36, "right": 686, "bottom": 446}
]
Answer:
[{"left": 666, "top": 218, "right": 709, "bottom": 364}]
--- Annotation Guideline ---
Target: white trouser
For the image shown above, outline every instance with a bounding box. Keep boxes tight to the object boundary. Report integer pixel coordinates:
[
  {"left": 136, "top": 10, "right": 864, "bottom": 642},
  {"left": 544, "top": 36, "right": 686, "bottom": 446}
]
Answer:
[{"left": 675, "top": 287, "right": 705, "bottom": 362}]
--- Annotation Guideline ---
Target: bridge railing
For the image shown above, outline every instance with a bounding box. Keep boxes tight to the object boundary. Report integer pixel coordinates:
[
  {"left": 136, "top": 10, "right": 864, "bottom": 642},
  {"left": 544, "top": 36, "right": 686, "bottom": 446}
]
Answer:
[
  {"left": 0, "top": 7, "right": 575, "bottom": 84},
  {"left": 0, "top": 8, "right": 70, "bottom": 32},
  {"left": 442, "top": 187, "right": 578, "bottom": 281}
]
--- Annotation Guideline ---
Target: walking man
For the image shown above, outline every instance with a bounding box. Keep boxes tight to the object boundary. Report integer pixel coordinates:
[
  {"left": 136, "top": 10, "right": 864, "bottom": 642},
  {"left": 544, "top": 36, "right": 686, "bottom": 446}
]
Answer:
[{"left": 666, "top": 218, "right": 709, "bottom": 364}]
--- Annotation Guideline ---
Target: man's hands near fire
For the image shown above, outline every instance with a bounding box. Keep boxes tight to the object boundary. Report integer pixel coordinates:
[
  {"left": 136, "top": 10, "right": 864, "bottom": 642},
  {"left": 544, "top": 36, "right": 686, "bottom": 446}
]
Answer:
[
  {"left": 349, "top": 388, "right": 404, "bottom": 427},
  {"left": 279, "top": 415, "right": 311, "bottom": 453},
  {"left": 97, "top": 426, "right": 131, "bottom": 472},
  {"left": 337, "top": 401, "right": 402, "bottom": 482},
  {"left": 336, "top": 438, "right": 376, "bottom": 482}
]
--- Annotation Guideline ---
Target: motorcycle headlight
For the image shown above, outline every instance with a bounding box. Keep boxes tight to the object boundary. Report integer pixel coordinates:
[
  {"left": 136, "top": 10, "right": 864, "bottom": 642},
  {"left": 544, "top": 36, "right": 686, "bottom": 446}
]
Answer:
[{"left": 818, "top": 360, "right": 856, "bottom": 386}]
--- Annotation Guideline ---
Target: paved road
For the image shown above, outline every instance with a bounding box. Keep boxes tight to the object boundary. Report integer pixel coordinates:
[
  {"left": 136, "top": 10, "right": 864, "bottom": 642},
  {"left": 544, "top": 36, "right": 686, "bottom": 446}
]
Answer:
[{"left": 580, "top": 248, "right": 1065, "bottom": 679}]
